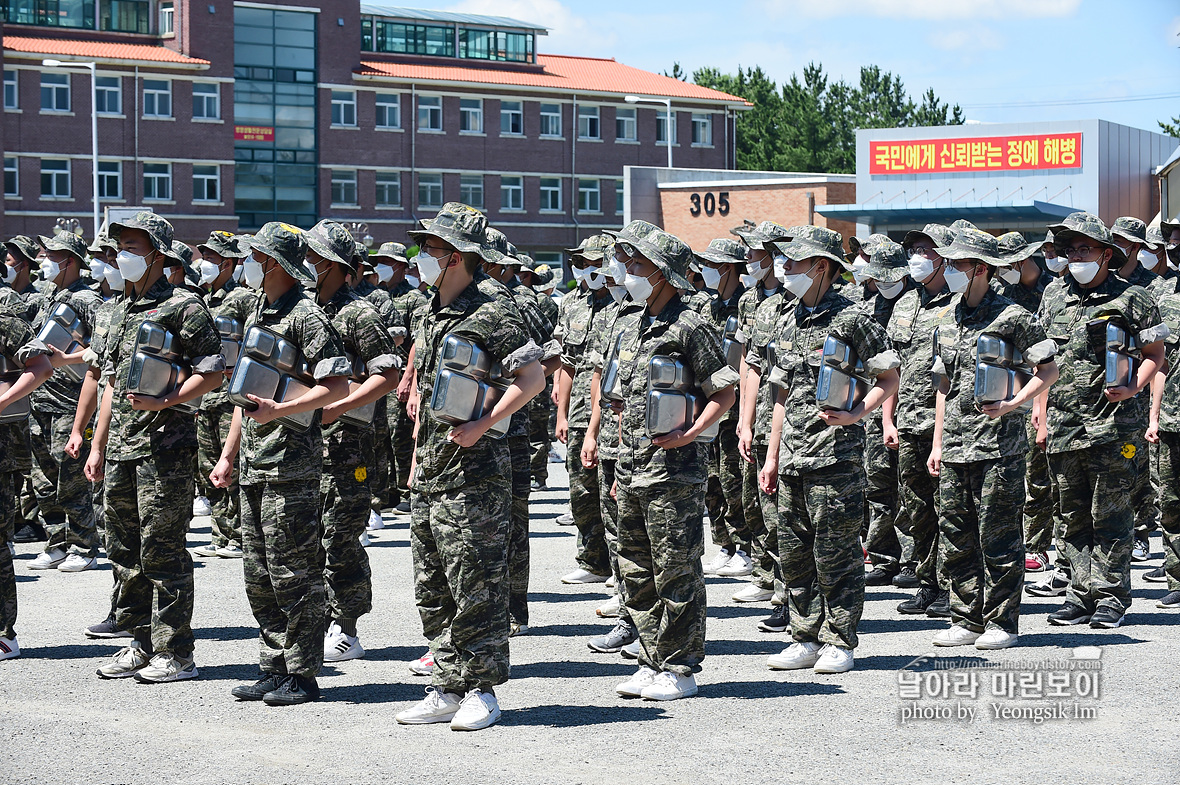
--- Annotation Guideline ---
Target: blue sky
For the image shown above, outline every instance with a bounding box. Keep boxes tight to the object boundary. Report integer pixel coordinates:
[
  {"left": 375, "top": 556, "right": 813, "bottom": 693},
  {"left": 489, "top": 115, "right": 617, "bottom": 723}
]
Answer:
[{"left": 449, "top": 0, "right": 1180, "bottom": 135}]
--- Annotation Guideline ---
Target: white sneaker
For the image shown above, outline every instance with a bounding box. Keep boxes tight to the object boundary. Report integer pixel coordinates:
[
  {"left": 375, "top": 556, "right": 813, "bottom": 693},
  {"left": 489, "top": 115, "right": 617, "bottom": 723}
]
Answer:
[
  {"left": 814, "top": 645, "right": 854, "bottom": 673},
  {"left": 616, "top": 665, "right": 659, "bottom": 697},
  {"left": 0, "top": 635, "right": 18, "bottom": 661},
  {"left": 975, "top": 628, "right": 1019, "bottom": 650},
  {"left": 450, "top": 689, "right": 501, "bottom": 731},
  {"left": 96, "top": 642, "right": 150, "bottom": 679},
  {"left": 703, "top": 549, "right": 733, "bottom": 575},
  {"left": 216, "top": 544, "right": 243, "bottom": 559},
  {"left": 396, "top": 688, "right": 462, "bottom": 725},
  {"left": 933, "top": 625, "right": 982, "bottom": 647},
  {"left": 732, "top": 584, "right": 773, "bottom": 603},
  {"left": 28, "top": 548, "right": 66, "bottom": 570},
  {"left": 193, "top": 543, "right": 220, "bottom": 558},
  {"left": 324, "top": 630, "right": 365, "bottom": 662},
  {"left": 596, "top": 595, "right": 621, "bottom": 618},
  {"left": 767, "top": 641, "right": 822, "bottom": 670},
  {"left": 133, "top": 652, "right": 198, "bottom": 683},
  {"left": 192, "top": 496, "right": 212, "bottom": 517},
  {"left": 640, "top": 671, "right": 698, "bottom": 701},
  {"left": 367, "top": 510, "right": 384, "bottom": 531},
  {"left": 561, "top": 568, "right": 608, "bottom": 584},
  {"left": 408, "top": 650, "right": 434, "bottom": 676},
  {"left": 605, "top": 575, "right": 617, "bottom": 589},
  {"left": 716, "top": 550, "right": 754, "bottom": 577},
  {"left": 556, "top": 512, "right": 575, "bottom": 526},
  {"left": 57, "top": 554, "right": 97, "bottom": 572},
  {"left": 360, "top": 531, "right": 370, "bottom": 547}
]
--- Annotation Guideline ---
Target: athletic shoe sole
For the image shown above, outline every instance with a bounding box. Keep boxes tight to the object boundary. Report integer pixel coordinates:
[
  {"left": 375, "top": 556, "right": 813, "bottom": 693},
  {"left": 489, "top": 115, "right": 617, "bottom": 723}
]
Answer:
[
  {"left": 1047, "top": 614, "right": 1092, "bottom": 626},
  {"left": 134, "top": 665, "right": 199, "bottom": 683}
]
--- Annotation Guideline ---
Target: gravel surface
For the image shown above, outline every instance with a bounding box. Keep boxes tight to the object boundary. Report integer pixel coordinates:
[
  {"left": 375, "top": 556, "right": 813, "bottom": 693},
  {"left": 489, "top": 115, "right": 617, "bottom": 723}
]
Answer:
[{"left": 5, "top": 455, "right": 1179, "bottom": 784}]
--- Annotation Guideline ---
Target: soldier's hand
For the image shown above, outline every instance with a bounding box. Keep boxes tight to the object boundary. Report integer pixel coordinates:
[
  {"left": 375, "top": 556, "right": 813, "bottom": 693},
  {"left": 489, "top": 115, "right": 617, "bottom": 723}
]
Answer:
[
  {"left": 244, "top": 394, "right": 281, "bottom": 425},
  {"left": 882, "top": 420, "right": 900, "bottom": 449},
  {"left": 210, "top": 456, "right": 234, "bottom": 489},
  {"left": 608, "top": 400, "right": 624, "bottom": 415},
  {"left": 610, "top": 478, "right": 618, "bottom": 501},
  {"left": 980, "top": 400, "right": 1013, "bottom": 419},
  {"left": 1104, "top": 385, "right": 1135, "bottom": 403},
  {"left": 407, "top": 390, "right": 419, "bottom": 421},
  {"left": 819, "top": 408, "right": 858, "bottom": 427},
  {"left": 1030, "top": 409, "right": 1042, "bottom": 431},
  {"left": 652, "top": 429, "right": 694, "bottom": 450},
  {"left": 555, "top": 418, "right": 568, "bottom": 444},
  {"left": 738, "top": 426, "right": 753, "bottom": 463},
  {"left": 127, "top": 392, "right": 170, "bottom": 412},
  {"left": 46, "top": 344, "right": 70, "bottom": 368},
  {"left": 321, "top": 402, "right": 342, "bottom": 425},
  {"left": 926, "top": 448, "right": 941, "bottom": 478},
  {"left": 580, "top": 436, "right": 598, "bottom": 469},
  {"left": 396, "top": 375, "right": 413, "bottom": 402},
  {"left": 448, "top": 420, "right": 489, "bottom": 448},
  {"left": 65, "top": 431, "right": 84, "bottom": 459},
  {"left": 1035, "top": 421, "right": 1048, "bottom": 451},
  {"left": 84, "top": 449, "right": 104, "bottom": 482},
  {"left": 1146, "top": 422, "right": 1161, "bottom": 444}
]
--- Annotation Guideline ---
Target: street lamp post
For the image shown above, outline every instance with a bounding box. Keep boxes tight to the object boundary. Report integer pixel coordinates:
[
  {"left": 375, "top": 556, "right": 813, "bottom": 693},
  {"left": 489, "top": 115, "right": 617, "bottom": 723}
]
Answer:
[
  {"left": 43, "top": 59, "right": 99, "bottom": 239},
  {"left": 625, "top": 95, "right": 673, "bottom": 169}
]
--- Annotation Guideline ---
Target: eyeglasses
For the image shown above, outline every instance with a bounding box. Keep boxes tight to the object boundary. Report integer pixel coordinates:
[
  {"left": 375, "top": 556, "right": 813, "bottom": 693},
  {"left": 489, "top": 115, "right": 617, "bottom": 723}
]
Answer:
[
  {"left": 419, "top": 243, "right": 452, "bottom": 258},
  {"left": 1059, "top": 245, "right": 1102, "bottom": 259},
  {"left": 906, "top": 246, "right": 938, "bottom": 259}
]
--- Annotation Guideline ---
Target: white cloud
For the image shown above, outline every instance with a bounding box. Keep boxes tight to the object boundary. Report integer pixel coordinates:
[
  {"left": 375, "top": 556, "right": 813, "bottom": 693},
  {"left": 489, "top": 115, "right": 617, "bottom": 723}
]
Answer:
[
  {"left": 755, "top": 0, "right": 1081, "bottom": 20},
  {"left": 927, "top": 26, "right": 1004, "bottom": 52}
]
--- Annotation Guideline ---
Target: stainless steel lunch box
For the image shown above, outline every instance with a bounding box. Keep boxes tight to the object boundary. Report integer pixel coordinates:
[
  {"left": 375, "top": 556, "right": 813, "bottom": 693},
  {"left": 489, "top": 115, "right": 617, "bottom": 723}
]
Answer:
[
  {"left": 816, "top": 336, "right": 867, "bottom": 412},
  {"left": 722, "top": 315, "right": 743, "bottom": 372},
  {"left": 427, "top": 334, "right": 508, "bottom": 439},
  {"left": 227, "top": 325, "right": 315, "bottom": 431},
  {"left": 125, "top": 320, "right": 201, "bottom": 415},
  {"left": 645, "top": 355, "right": 717, "bottom": 443},
  {"left": 0, "top": 354, "right": 30, "bottom": 423},
  {"left": 215, "top": 315, "right": 244, "bottom": 369},
  {"left": 1104, "top": 323, "right": 1137, "bottom": 389},
  {"left": 972, "top": 334, "right": 1033, "bottom": 412},
  {"left": 601, "top": 332, "right": 625, "bottom": 402},
  {"left": 36, "top": 302, "right": 89, "bottom": 383}
]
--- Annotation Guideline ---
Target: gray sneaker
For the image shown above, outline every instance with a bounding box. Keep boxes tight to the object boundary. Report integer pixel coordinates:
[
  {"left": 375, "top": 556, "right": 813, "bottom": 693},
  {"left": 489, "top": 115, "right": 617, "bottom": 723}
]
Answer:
[
  {"left": 588, "top": 620, "right": 638, "bottom": 653},
  {"left": 96, "top": 643, "right": 150, "bottom": 679},
  {"left": 83, "top": 617, "right": 133, "bottom": 640},
  {"left": 134, "top": 652, "right": 198, "bottom": 683},
  {"left": 193, "top": 543, "right": 220, "bottom": 558},
  {"left": 620, "top": 639, "right": 643, "bottom": 659}
]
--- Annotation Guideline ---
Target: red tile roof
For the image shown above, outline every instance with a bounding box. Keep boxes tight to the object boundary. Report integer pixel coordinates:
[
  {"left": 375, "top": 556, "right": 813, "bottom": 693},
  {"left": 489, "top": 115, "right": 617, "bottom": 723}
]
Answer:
[
  {"left": 4, "top": 36, "right": 210, "bottom": 67},
  {"left": 357, "top": 53, "right": 750, "bottom": 106}
]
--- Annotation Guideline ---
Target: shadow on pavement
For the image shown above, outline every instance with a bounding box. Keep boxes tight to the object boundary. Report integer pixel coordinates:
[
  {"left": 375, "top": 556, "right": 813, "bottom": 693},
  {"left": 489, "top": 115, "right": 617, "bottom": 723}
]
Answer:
[
  {"left": 524, "top": 622, "right": 612, "bottom": 638},
  {"left": 199, "top": 663, "right": 268, "bottom": 682},
  {"left": 502, "top": 703, "right": 668, "bottom": 727},
  {"left": 529, "top": 591, "right": 608, "bottom": 603},
  {"left": 700, "top": 680, "right": 846, "bottom": 699},
  {"left": 324, "top": 681, "right": 426, "bottom": 704},
  {"left": 1015, "top": 631, "right": 1149, "bottom": 647},
  {"left": 860, "top": 617, "right": 948, "bottom": 633},
  {"left": 705, "top": 639, "right": 789, "bottom": 656},
  {"left": 855, "top": 654, "right": 940, "bottom": 671},
  {"left": 30, "top": 642, "right": 123, "bottom": 659},
  {"left": 707, "top": 604, "right": 773, "bottom": 619},
  {"left": 358, "top": 645, "right": 424, "bottom": 663},
  {"left": 529, "top": 531, "right": 575, "bottom": 539},
  {"left": 195, "top": 625, "right": 258, "bottom": 641},
  {"left": 511, "top": 659, "right": 638, "bottom": 679},
  {"left": 364, "top": 539, "right": 409, "bottom": 548}
]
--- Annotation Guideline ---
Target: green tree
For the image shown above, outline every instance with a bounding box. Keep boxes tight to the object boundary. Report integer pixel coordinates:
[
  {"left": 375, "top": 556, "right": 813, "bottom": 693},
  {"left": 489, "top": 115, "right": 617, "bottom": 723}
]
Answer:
[
  {"left": 1161, "top": 116, "right": 1180, "bottom": 137},
  {"left": 693, "top": 65, "right": 783, "bottom": 171}
]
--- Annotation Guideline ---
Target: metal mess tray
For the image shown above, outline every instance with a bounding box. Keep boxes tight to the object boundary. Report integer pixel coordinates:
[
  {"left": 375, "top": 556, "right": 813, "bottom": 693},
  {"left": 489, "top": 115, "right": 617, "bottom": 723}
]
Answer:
[
  {"left": 0, "top": 354, "right": 31, "bottom": 423},
  {"left": 816, "top": 335, "right": 868, "bottom": 412},
  {"left": 125, "top": 320, "right": 201, "bottom": 415},
  {"left": 601, "top": 331, "right": 625, "bottom": 403},
  {"left": 215, "top": 315, "right": 244, "bottom": 369},
  {"left": 36, "top": 302, "right": 89, "bottom": 383},
  {"left": 427, "top": 333, "right": 508, "bottom": 439},
  {"left": 339, "top": 353, "right": 376, "bottom": 428},
  {"left": 645, "top": 355, "right": 718, "bottom": 443},
  {"left": 227, "top": 325, "right": 315, "bottom": 431},
  {"left": 973, "top": 333, "right": 1033, "bottom": 413},
  {"left": 1104, "top": 323, "right": 1138, "bottom": 390},
  {"left": 721, "top": 315, "right": 743, "bottom": 372}
]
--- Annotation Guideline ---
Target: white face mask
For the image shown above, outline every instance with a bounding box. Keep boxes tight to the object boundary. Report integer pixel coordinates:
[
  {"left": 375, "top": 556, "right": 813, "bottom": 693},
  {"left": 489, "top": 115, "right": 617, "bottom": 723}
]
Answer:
[
  {"left": 198, "top": 259, "right": 220, "bottom": 286},
  {"left": 116, "top": 250, "right": 150, "bottom": 283},
  {"left": 876, "top": 279, "right": 906, "bottom": 299},
  {"left": 907, "top": 256, "right": 936, "bottom": 282},
  {"left": 1, "top": 264, "right": 16, "bottom": 285},
  {"left": 1068, "top": 260, "right": 1101, "bottom": 285},
  {"left": 746, "top": 259, "right": 769, "bottom": 280},
  {"left": 603, "top": 259, "right": 627, "bottom": 283},
  {"left": 241, "top": 257, "right": 266, "bottom": 290},
  {"left": 162, "top": 266, "right": 177, "bottom": 281},
  {"left": 700, "top": 265, "right": 723, "bottom": 290},
  {"left": 608, "top": 284, "right": 627, "bottom": 303},
  {"left": 303, "top": 260, "right": 323, "bottom": 283},
  {"left": 104, "top": 263, "right": 124, "bottom": 290},
  {"left": 850, "top": 258, "right": 870, "bottom": 285},
  {"left": 89, "top": 260, "right": 109, "bottom": 281},
  {"left": 232, "top": 263, "right": 245, "bottom": 283},
  {"left": 739, "top": 273, "right": 759, "bottom": 288},
  {"left": 943, "top": 266, "right": 973, "bottom": 293},
  {"left": 623, "top": 271, "right": 657, "bottom": 303},
  {"left": 406, "top": 273, "right": 421, "bottom": 288},
  {"left": 587, "top": 268, "right": 608, "bottom": 290},
  {"left": 1139, "top": 249, "right": 1158, "bottom": 271},
  {"left": 1045, "top": 255, "right": 1068, "bottom": 273},
  {"left": 41, "top": 259, "right": 62, "bottom": 283},
  {"left": 375, "top": 263, "right": 394, "bottom": 284},
  {"left": 998, "top": 266, "right": 1022, "bottom": 285},
  {"left": 415, "top": 250, "right": 446, "bottom": 287},
  {"left": 783, "top": 264, "right": 817, "bottom": 298},
  {"left": 772, "top": 255, "right": 789, "bottom": 284}
]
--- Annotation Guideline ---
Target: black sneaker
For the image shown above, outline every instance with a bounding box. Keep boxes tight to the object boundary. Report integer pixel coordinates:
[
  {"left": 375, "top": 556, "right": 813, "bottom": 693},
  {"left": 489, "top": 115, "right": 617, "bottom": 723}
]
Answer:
[
  {"left": 892, "top": 567, "right": 920, "bottom": 589},
  {"left": 231, "top": 673, "right": 286, "bottom": 701},
  {"left": 1089, "top": 605, "right": 1125, "bottom": 629},
  {"left": 925, "top": 590, "right": 951, "bottom": 618},
  {"left": 395, "top": 500, "right": 411, "bottom": 514},
  {"left": 1025, "top": 570, "right": 1069, "bottom": 597},
  {"left": 864, "top": 567, "right": 898, "bottom": 586},
  {"left": 757, "top": 604, "right": 789, "bottom": 633},
  {"left": 1047, "top": 602, "right": 1092, "bottom": 626},
  {"left": 83, "top": 616, "right": 133, "bottom": 640},
  {"left": 263, "top": 675, "right": 321, "bottom": 706},
  {"left": 1131, "top": 537, "right": 1150, "bottom": 562},
  {"left": 12, "top": 522, "right": 46, "bottom": 543},
  {"left": 1157, "top": 590, "right": 1180, "bottom": 609},
  {"left": 1144, "top": 566, "right": 1168, "bottom": 583},
  {"left": 897, "top": 586, "right": 939, "bottom": 614}
]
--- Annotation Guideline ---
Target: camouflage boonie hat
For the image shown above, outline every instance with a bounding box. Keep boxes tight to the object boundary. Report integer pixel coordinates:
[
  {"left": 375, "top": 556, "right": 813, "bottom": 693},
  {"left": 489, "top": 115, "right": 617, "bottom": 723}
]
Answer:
[
  {"left": 502, "top": 241, "right": 528, "bottom": 269},
  {"left": 1042, "top": 230, "right": 1055, "bottom": 249},
  {"left": 566, "top": 234, "right": 614, "bottom": 261},
  {"left": 478, "top": 227, "right": 517, "bottom": 266},
  {"left": 996, "top": 231, "right": 1042, "bottom": 263},
  {"left": 734, "top": 220, "right": 791, "bottom": 248},
  {"left": 693, "top": 238, "right": 748, "bottom": 270},
  {"left": 197, "top": 230, "right": 245, "bottom": 259},
  {"left": 933, "top": 227, "right": 1008, "bottom": 267},
  {"left": 1147, "top": 224, "right": 1167, "bottom": 248},
  {"left": 862, "top": 240, "right": 910, "bottom": 283},
  {"left": 305, "top": 219, "right": 358, "bottom": 269},
  {"left": 88, "top": 234, "right": 116, "bottom": 255},
  {"left": 1048, "top": 211, "right": 1126, "bottom": 267},
  {"left": 38, "top": 231, "right": 89, "bottom": 262},
  {"left": 408, "top": 202, "right": 488, "bottom": 255},
  {"left": 1161, "top": 214, "right": 1180, "bottom": 239},
  {"left": 372, "top": 241, "right": 409, "bottom": 264},
  {"left": 5, "top": 235, "right": 40, "bottom": 264},
  {"left": 845, "top": 232, "right": 891, "bottom": 266},
  {"left": 902, "top": 223, "right": 955, "bottom": 251},
  {"left": 171, "top": 241, "right": 200, "bottom": 283},
  {"left": 247, "top": 221, "right": 311, "bottom": 281},
  {"left": 769, "top": 225, "right": 845, "bottom": 267},
  {"left": 607, "top": 220, "right": 661, "bottom": 249},
  {"left": 949, "top": 219, "right": 979, "bottom": 236},
  {"left": 530, "top": 263, "right": 556, "bottom": 288},
  {"left": 1111, "top": 216, "right": 1156, "bottom": 250},
  {"left": 109, "top": 210, "right": 184, "bottom": 263},
  {"left": 633, "top": 228, "right": 695, "bottom": 291}
]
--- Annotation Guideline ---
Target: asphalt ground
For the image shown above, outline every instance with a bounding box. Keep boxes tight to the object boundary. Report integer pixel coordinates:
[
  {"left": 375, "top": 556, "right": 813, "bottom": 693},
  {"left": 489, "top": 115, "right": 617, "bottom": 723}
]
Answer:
[{"left": 4, "top": 453, "right": 1180, "bottom": 784}]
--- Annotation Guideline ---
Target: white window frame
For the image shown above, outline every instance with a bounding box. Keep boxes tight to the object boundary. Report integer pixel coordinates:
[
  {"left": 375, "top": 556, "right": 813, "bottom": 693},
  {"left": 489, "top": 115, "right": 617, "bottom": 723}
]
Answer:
[
  {"left": 192, "top": 82, "right": 220, "bottom": 121},
  {"left": 330, "top": 168, "right": 358, "bottom": 206},
  {"left": 615, "top": 179, "right": 625, "bottom": 216},
  {"left": 375, "top": 92, "right": 401, "bottom": 129},
  {"left": 4, "top": 157, "right": 18, "bottom": 197},
  {"left": 615, "top": 107, "right": 636, "bottom": 142},
  {"left": 459, "top": 174, "right": 484, "bottom": 209},
  {"left": 577, "top": 105, "right": 599, "bottom": 140},
  {"left": 459, "top": 98, "right": 483, "bottom": 134},
  {"left": 539, "top": 177, "right": 562, "bottom": 212},
  {"left": 375, "top": 171, "right": 401, "bottom": 207},
  {"left": 159, "top": 2, "right": 174, "bottom": 35},
  {"left": 539, "top": 103, "right": 561, "bottom": 138},
  {"left": 95, "top": 76, "right": 121, "bottom": 115},
  {"left": 578, "top": 178, "right": 600, "bottom": 214},
  {"left": 692, "top": 112, "right": 712, "bottom": 146},
  {"left": 4, "top": 70, "right": 18, "bottom": 110},
  {"left": 142, "top": 79, "right": 172, "bottom": 118},
  {"left": 418, "top": 172, "right": 443, "bottom": 209},
  {"left": 331, "top": 90, "right": 357, "bottom": 127},
  {"left": 500, "top": 100, "right": 523, "bottom": 136},
  {"left": 418, "top": 95, "right": 442, "bottom": 132},
  {"left": 40, "top": 158, "right": 70, "bottom": 198},
  {"left": 193, "top": 164, "right": 219, "bottom": 203},
  {"left": 97, "top": 160, "right": 121, "bottom": 199},
  {"left": 500, "top": 175, "right": 523, "bottom": 211},
  {"left": 143, "top": 162, "right": 172, "bottom": 201},
  {"left": 40, "top": 73, "right": 70, "bottom": 113},
  {"left": 656, "top": 111, "right": 678, "bottom": 145}
]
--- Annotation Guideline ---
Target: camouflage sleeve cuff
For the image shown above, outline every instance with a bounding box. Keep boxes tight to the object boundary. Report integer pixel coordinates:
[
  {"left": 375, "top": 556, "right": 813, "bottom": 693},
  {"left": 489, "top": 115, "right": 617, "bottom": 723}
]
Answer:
[
  {"left": 541, "top": 339, "right": 562, "bottom": 362},
  {"left": 81, "top": 347, "right": 100, "bottom": 368},
  {"left": 744, "top": 346, "right": 762, "bottom": 371},
  {"left": 366, "top": 352, "right": 401, "bottom": 374},
  {"left": 192, "top": 354, "right": 226, "bottom": 374},
  {"left": 931, "top": 357, "right": 947, "bottom": 377},
  {"left": 389, "top": 326, "right": 408, "bottom": 339},
  {"left": 313, "top": 355, "right": 354, "bottom": 380},
  {"left": 1023, "top": 338, "right": 1058, "bottom": 367},
  {"left": 768, "top": 365, "right": 788, "bottom": 388},
  {"left": 1139, "top": 323, "right": 1170, "bottom": 345},
  {"left": 502, "top": 340, "right": 544, "bottom": 375},
  {"left": 734, "top": 328, "right": 748, "bottom": 344},
  {"left": 17, "top": 338, "right": 53, "bottom": 362},
  {"left": 702, "top": 365, "right": 741, "bottom": 398},
  {"left": 863, "top": 349, "right": 902, "bottom": 378}
]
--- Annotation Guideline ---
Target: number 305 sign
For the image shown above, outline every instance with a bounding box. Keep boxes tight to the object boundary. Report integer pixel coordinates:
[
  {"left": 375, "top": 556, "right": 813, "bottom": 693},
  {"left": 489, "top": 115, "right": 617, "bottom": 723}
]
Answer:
[{"left": 689, "top": 192, "right": 730, "bottom": 218}]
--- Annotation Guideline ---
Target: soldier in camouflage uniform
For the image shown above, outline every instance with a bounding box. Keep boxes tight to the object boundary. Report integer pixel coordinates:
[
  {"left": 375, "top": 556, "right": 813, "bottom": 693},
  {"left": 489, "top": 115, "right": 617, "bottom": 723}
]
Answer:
[
  {"left": 760, "top": 226, "right": 900, "bottom": 675},
  {"left": 384, "top": 246, "right": 424, "bottom": 515},
  {"left": 85, "top": 212, "right": 226, "bottom": 683},
  {"left": 925, "top": 228, "right": 1059, "bottom": 649},
  {"left": 516, "top": 255, "right": 557, "bottom": 490},
  {"left": 193, "top": 231, "right": 256, "bottom": 559},
  {"left": 1146, "top": 248, "right": 1180, "bottom": 607},
  {"left": 212, "top": 221, "right": 351, "bottom": 705},
  {"left": 4, "top": 235, "right": 52, "bottom": 325},
  {"left": 305, "top": 220, "right": 400, "bottom": 662},
  {"left": 1037, "top": 212, "right": 1167, "bottom": 629},
  {"left": 395, "top": 203, "right": 544, "bottom": 731}
]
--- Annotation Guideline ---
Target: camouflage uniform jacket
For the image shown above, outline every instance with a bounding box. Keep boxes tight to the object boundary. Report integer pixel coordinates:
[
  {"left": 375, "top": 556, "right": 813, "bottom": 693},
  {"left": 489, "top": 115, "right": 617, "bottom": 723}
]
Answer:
[
  {"left": 239, "top": 283, "right": 350, "bottom": 485},
  {"left": 931, "top": 287, "right": 1056, "bottom": 463},
  {"left": 615, "top": 297, "right": 739, "bottom": 489},
  {"left": 537, "top": 292, "right": 558, "bottom": 333},
  {"left": 703, "top": 286, "right": 746, "bottom": 424},
  {"left": 734, "top": 283, "right": 780, "bottom": 345},
  {"left": 353, "top": 279, "right": 397, "bottom": 326},
  {"left": 743, "top": 289, "right": 787, "bottom": 446},
  {"left": 1038, "top": 274, "right": 1167, "bottom": 454},
  {"left": 590, "top": 298, "right": 641, "bottom": 462},
  {"left": 768, "top": 287, "right": 899, "bottom": 475},
  {"left": 413, "top": 276, "right": 540, "bottom": 494},
  {"left": 33, "top": 277, "right": 103, "bottom": 415},
  {"left": 995, "top": 269, "right": 1053, "bottom": 314},
  {"left": 887, "top": 284, "right": 955, "bottom": 436},
  {"left": 1119, "top": 264, "right": 1174, "bottom": 303},
  {"left": 101, "top": 276, "right": 224, "bottom": 462},
  {"left": 201, "top": 280, "right": 261, "bottom": 410},
  {"left": 19, "top": 281, "right": 52, "bottom": 327},
  {"left": 558, "top": 287, "right": 611, "bottom": 431},
  {"left": 683, "top": 289, "right": 714, "bottom": 318},
  {"left": 493, "top": 275, "right": 557, "bottom": 438},
  {"left": 0, "top": 302, "right": 52, "bottom": 473},
  {"left": 1156, "top": 286, "right": 1180, "bottom": 433}
]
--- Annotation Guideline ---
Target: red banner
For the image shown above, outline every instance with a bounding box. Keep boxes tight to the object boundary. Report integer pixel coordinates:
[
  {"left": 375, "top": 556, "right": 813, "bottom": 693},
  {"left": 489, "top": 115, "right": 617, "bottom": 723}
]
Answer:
[
  {"left": 869, "top": 132, "right": 1082, "bottom": 175},
  {"left": 234, "top": 125, "right": 274, "bottom": 142}
]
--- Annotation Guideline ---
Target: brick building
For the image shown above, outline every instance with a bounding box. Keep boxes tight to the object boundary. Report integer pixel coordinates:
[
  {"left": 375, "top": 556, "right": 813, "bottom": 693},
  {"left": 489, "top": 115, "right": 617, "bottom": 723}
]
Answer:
[{"left": 1, "top": 2, "right": 748, "bottom": 259}]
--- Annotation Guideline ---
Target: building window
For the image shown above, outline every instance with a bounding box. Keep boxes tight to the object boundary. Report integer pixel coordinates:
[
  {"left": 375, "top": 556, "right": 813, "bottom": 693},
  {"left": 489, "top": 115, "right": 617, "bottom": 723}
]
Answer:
[
  {"left": 40, "top": 159, "right": 70, "bottom": 198},
  {"left": 500, "top": 175, "right": 523, "bottom": 211},
  {"left": 616, "top": 107, "right": 636, "bottom": 141},
  {"left": 4, "top": 71, "right": 17, "bottom": 110},
  {"left": 418, "top": 172, "right": 443, "bottom": 209},
  {"left": 7, "top": 0, "right": 95, "bottom": 28},
  {"left": 459, "top": 98, "right": 482, "bottom": 133},
  {"left": 376, "top": 93, "right": 400, "bottom": 129},
  {"left": 375, "top": 171, "right": 401, "bottom": 207},
  {"left": 657, "top": 111, "right": 677, "bottom": 145},
  {"left": 41, "top": 73, "right": 70, "bottom": 112},
  {"left": 540, "top": 178, "right": 561, "bottom": 211},
  {"left": 539, "top": 103, "right": 561, "bottom": 137},
  {"left": 331, "top": 90, "right": 356, "bottom": 127},
  {"left": 94, "top": 76, "right": 120, "bottom": 114},
  {"left": 460, "top": 174, "right": 484, "bottom": 209},
  {"left": 4, "top": 158, "right": 17, "bottom": 196},
  {"left": 159, "top": 1, "right": 173, "bottom": 34},
  {"left": 692, "top": 113, "right": 712, "bottom": 146},
  {"left": 615, "top": 179, "right": 625, "bottom": 215},
  {"left": 364, "top": 20, "right": 455, "bottom": 57},
  {"left": 578, "top": 179, "right": 600, "bottom": 213},
  {"left": 577, "top": 106, "right": 599, "bottom": 140},
  {"left": 143, "top": 79, "right": 171, "bottom": 118},
  {"left": 193, "top": 165, "right": 219, "bottom": 202},
  {"left": 101, "top": 0, "right": 150, "bottom": 33},
  {"left": 97, "top": 160, "right": 121, "bottom": 199},
  {"left": 330, "top": 169, "right": 357, "bottom": 205},
  {"left": 457, "top": 28, "right": 534, "bottom": 63},
  {"left": 418, "top": 95, "right": 442, "bottom": 131},
  {"left": 500, "top": 100, "right": 522, "bottom": 135},
  {"left": 143, "top": 163, "right": 171, "bottom": 200},
  {"left": 192, "top": 83, "right": 219, "bottom": 119}
]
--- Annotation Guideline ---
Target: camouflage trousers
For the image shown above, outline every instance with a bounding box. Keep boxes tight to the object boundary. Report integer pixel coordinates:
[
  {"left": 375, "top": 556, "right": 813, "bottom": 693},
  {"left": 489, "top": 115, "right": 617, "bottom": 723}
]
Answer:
[
  {"left": 322, "top": 432, "right": 374, "bottom": 624},
  {"left": 705, "top": 418, "right": 749, "bottom": 555},
  {"left": 1131, "top": 432, "right": 1158, "bottom": 536},
  {"left": 1048, "top": 442, "right": 1136, "bottom": 613},
  {"left": 745, "top": 443, "right": 776, "bottom": 592},
  {"left": 30, "top": 409, "right": 97, "bottom": 557},
  {"left": 197, "top": 404, "right": 241, "bottom": 549},
  {"left": 615, "top": 477, "right": 707, "bottom": 676},
  {"left": 370, "top": 395, "right": 391, "bottom": 509},
  {"left": 1153, "top": 431, "right": 1180, "bottom": 590},
  {"left": 0, "top": 471, "right": 17, "bottom": 638},
  {"left": 411, "top": 480, "right": 511, "bottom": 694},
  {"left": 507, "top": 434, "right": 532, "bottom": 625},
  {"left": 240, "top": 478, "right": 326, "bottom": 678},
  {"left": 389, "top": 396, "right": 415, "bottom": 505},
  {"left": 598, "top": 458, "right": 633, "bottom": 626},
  {"left": 863, "top": 414, "right": 900, "bottom": 571},
  {"left": 568, "top": 427, "right": 609, "bottom": 576},
  {"left": 529, "top": 382, "right": 553, "bottom": 485},
  {"left": 937, "top": 455, "right": 1026, "bottom": 634},
  {"left": 1022, "top": 420, "right": 1054, "bottom": 554},
  {"left": 104, "top": 450, "right": 196, "bottom": 657},
  {"left": 777, "top": 461, "right": 865, "bottom": 649},
  {"left": 897, "top": 432, "right": 942, "bottom": 589}
]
